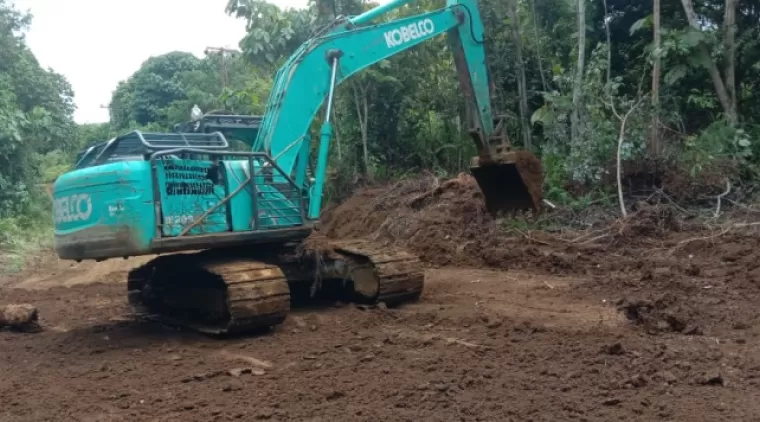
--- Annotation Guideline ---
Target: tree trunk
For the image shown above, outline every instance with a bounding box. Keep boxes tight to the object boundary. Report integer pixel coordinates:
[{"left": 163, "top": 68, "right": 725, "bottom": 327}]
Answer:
[
  {"left": 602, "top": 0, "right": 611, "bottom": 88},
  {"left": 362, "top": 92, "right": 369, "bottom": 176},
  {"left": 679, "top": 0, "right": 735, "bottom": 123},
  {"left": 651, "top": 0, "right": 662, "bottom": 154},
  {"left": 724, "top": 0, "right": 738, "bottom": 122},
  {"left": 530, "top": 0, "right": 549, "bottom": 92},
  {"left": 508, "top": 0, "right": 532, "bottom": 150},
  {"left": 352, "top": 82, "right": 370, "bottom": 176},
  {"left": 571, "top": 0, "right": 586, "bottom": 147}
]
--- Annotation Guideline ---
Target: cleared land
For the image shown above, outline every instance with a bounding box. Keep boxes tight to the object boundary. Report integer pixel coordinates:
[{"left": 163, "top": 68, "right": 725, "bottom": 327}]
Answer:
[{"left": 2, "top": 175, "right": 759, "bottom": 421}]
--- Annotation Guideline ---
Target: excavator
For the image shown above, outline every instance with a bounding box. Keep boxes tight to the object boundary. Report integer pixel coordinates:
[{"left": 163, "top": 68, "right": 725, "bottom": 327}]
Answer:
[{"left": 52, "top": 0, "right": 541, "bottom": 335}]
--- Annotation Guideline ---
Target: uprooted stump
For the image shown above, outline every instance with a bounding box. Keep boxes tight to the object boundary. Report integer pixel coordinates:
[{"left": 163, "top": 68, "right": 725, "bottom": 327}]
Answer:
[{"left": 0, "top": 304, "right": 42, "bottom": 333}]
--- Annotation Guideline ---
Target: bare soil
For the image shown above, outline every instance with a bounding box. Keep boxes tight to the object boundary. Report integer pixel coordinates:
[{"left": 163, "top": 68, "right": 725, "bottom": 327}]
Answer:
[{"left": 2, "top": 175, "right": 760, "bottom": 421}]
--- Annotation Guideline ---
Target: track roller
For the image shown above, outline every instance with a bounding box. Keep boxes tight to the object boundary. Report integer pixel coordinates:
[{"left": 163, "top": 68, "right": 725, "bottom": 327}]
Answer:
[
  {"left": 125, "top": 238, "right": 425, "bottom": 336},
  {"left": 322, "top": 239, "right": 425, "bottom": 306},
  {"left": 127, "top": 253, "right": 290, "bottom": 335}
]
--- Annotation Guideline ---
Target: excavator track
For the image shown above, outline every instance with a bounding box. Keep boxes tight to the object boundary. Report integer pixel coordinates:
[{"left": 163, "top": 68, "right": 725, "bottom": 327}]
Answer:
[
  {"left": 127, "top": 253, "right": 291, "bottom": 335},
  {"left": 327, "top": 239, "right": 425, "bottom": 306},
  {"left": 125, "top": 238, "right": 424, "bottom": 336}
]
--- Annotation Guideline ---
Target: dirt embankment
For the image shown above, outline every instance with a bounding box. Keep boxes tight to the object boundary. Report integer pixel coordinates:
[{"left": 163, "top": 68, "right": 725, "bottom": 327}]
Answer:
[
  {"left": 318, "top": 173, "right": 501, "bottom": 268},
  {"left": 316, "top": 173, "right": 760, "bottom": 338}
]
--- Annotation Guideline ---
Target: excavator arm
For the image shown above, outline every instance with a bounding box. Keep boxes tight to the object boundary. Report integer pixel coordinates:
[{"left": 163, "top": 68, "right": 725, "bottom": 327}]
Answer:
[{"left": 255, "top": 0, "right": 538, "bottom": 219}]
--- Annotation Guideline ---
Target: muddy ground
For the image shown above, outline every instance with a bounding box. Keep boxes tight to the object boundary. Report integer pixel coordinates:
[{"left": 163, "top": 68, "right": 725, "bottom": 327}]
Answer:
[{"left": 2, "top": 174, "right": 760, "bottom": 421}]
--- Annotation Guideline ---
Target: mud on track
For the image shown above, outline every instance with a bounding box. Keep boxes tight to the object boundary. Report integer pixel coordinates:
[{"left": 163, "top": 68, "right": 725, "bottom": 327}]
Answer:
[{"left": 2, "top": 175, "right": 760, "bottom": 421}]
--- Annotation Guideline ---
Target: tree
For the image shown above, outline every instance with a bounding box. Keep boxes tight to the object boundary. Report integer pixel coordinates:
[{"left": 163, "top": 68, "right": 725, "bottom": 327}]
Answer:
[
  {"left": 651, "top": 0, "right": 661, "bottom": 154},
  {"left": 0, "top": 0, "right": 76, "bottom": 217},
  {"left": 109, "top": 52, "right": 204, "bottom": 130},
  {"left": 678, "top": 0, "right": 737, "bottom": 124},
  {"left": 99, "top": 0, "right": 760, "bottom": 206},
  {"left": 226, "top": 0, "right": 317, "bottom": 69},
  {"left": 507, "top": 0, "right": 532, "bottom": 150},
  {"left": 571, "top": 0, "right": 586, "bottom": 148}
]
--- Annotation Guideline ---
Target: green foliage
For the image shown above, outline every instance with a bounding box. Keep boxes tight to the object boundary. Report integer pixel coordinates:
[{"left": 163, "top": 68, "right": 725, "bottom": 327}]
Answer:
[
  {"left": 0, "top": 0, "right": 76, "bottom": 221},
  {"left": 0, "top": 199, "right": 54, "bottom": 273},
  {"left": 147, "top": 0, "right": 760, "bottom": 204},
  {"left": 681, "top": 119, "right": 755, "bottom": 176},
  {"left": 110, "top": 52, "right": 205, "bottom": 129},
  {"left": 0, "top": 0, "right": 83, "bottom": 267},
  {"left": 106, "top": 48, "right": 277, "bottom": 135},
  {"left": 226, "top": 0, "right": 317, "bottom": 68}
]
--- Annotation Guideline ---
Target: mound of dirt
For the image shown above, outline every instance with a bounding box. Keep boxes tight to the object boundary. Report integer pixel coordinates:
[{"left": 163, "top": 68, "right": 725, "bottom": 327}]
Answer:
[
  {"left": 316, "top": 172, "right": 760, "bottom": 338},
  {"left": 318, "top": 173, "right": 500, "bottom": 268},
  {"left": 617, "top": 294, "right": 704, "bottom": 335},
  {"left": 317, "top": 173, "right": 594, "bottom": 274},
  {"left": 661, "top": 158, "right": 741, "bottom": 203},
  {"left": 595, "top": 156, "right": 743, "bottom": 205},
  {"left": 316, "top": 173, "right": 647, "bottom": 272}
]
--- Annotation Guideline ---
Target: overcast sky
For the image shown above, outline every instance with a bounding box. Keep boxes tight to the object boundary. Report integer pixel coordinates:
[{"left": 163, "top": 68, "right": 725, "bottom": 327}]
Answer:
[{"left": 12, "top": 0, "right": 312, "bottom": 124}]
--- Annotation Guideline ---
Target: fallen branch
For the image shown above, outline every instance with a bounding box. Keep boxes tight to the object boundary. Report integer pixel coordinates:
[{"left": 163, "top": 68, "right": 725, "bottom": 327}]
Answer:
[
  {"left": 576, "top": 232, "right": 613, "bottom": 245},
  {"left": 652, "top": 189, "right": 694, "bottom": 216},
  {"left": 663, "top": 219, "right": 759, "bottom": 255},
  {"left": 513, "top": 228, "right": 553, "bottom": 246},
  {"left": 725, "top": 198, "right": 759, "bottom": 211},
  {"left": 216, "top": 350, "right": 274, "bottom": 369},
  {"left": 713, "top": 180, "right": 731, "bottom": 218},
  {"left": 566, "top": 227, "right": 613, "bottom": 244},
  {"left": 542, "top": 199, "right": 557, "bottom": 209},
  {"left": 383, "top": 327, "right": 488, "bottom": 350},
  {"left": 438, "top": 335, "right": 487, "bottom": 349},
  {"left": 731, "top": 222, "right": 760, "bottom": 228},
  {"left": 676, "top": 227, "right": 732, "bottom": 246}
]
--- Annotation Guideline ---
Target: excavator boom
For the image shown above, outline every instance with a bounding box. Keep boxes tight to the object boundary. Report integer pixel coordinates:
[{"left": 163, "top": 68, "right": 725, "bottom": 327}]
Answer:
[{"left": 254, "top": 0, "right": 540, "bottom": 217}]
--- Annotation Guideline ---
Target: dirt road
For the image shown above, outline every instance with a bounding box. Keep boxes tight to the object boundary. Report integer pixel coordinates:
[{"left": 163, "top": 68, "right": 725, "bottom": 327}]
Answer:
[{"left": 2, "top": 251, "right": 760, "bottom": 421}]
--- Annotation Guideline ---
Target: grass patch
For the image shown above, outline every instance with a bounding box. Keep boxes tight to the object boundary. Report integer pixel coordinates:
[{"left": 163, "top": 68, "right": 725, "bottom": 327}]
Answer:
[{"left": 0, "top": 216, "right": 54, "bottom": 274}]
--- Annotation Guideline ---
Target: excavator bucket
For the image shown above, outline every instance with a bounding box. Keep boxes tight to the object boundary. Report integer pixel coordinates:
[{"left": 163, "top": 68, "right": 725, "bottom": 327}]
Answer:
[
  {"left": 469, "top": 146, "right": 544, "bottom": 216},
  {"left": 466, "top": 113, "right": 544, "bottom": 216}
]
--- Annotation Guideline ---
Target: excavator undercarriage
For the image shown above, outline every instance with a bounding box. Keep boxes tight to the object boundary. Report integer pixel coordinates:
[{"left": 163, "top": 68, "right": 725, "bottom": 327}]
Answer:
[{"left": 126, "top": 238, "right": 424, "bottom": 335}]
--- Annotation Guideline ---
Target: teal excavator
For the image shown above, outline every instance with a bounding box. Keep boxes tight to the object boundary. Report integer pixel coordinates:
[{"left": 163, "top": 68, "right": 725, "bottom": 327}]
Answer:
[{"left": 52, "top": 0, "right": 541, "bottom": 335}]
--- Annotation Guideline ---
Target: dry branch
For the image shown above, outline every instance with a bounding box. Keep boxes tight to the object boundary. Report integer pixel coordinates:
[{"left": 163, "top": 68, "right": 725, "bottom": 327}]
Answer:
[
  {"left": 713, "top": 180, "right": 731, "bottom": 218},
  {"left": 604, "top": 94, "right": 648, "bottom": 219}
]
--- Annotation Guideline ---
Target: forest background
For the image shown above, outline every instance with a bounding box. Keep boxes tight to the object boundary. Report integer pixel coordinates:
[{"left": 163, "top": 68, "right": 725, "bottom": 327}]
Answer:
[{"left": 1, "top": 0, "right": 757, "bottom": 268}]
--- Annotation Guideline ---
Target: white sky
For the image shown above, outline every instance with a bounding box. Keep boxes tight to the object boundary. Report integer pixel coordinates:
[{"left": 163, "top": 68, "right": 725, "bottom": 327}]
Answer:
[{"left": 12, "top": 0, "right": 311, "bottom": 124}]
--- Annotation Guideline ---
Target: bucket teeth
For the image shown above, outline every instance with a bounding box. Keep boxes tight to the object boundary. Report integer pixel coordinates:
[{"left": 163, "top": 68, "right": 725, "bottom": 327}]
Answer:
[{"left": 469, "top": 150, "right": 544, "bottom": 215}]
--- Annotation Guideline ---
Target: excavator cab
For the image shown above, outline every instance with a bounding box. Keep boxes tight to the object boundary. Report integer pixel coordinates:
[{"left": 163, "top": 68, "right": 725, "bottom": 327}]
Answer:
[
  {"left": 174, "top": 111, "right": 263, "bottom": 150},
  {"left": 468, "top": 115, "right": 543, "bottom": 215}
]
